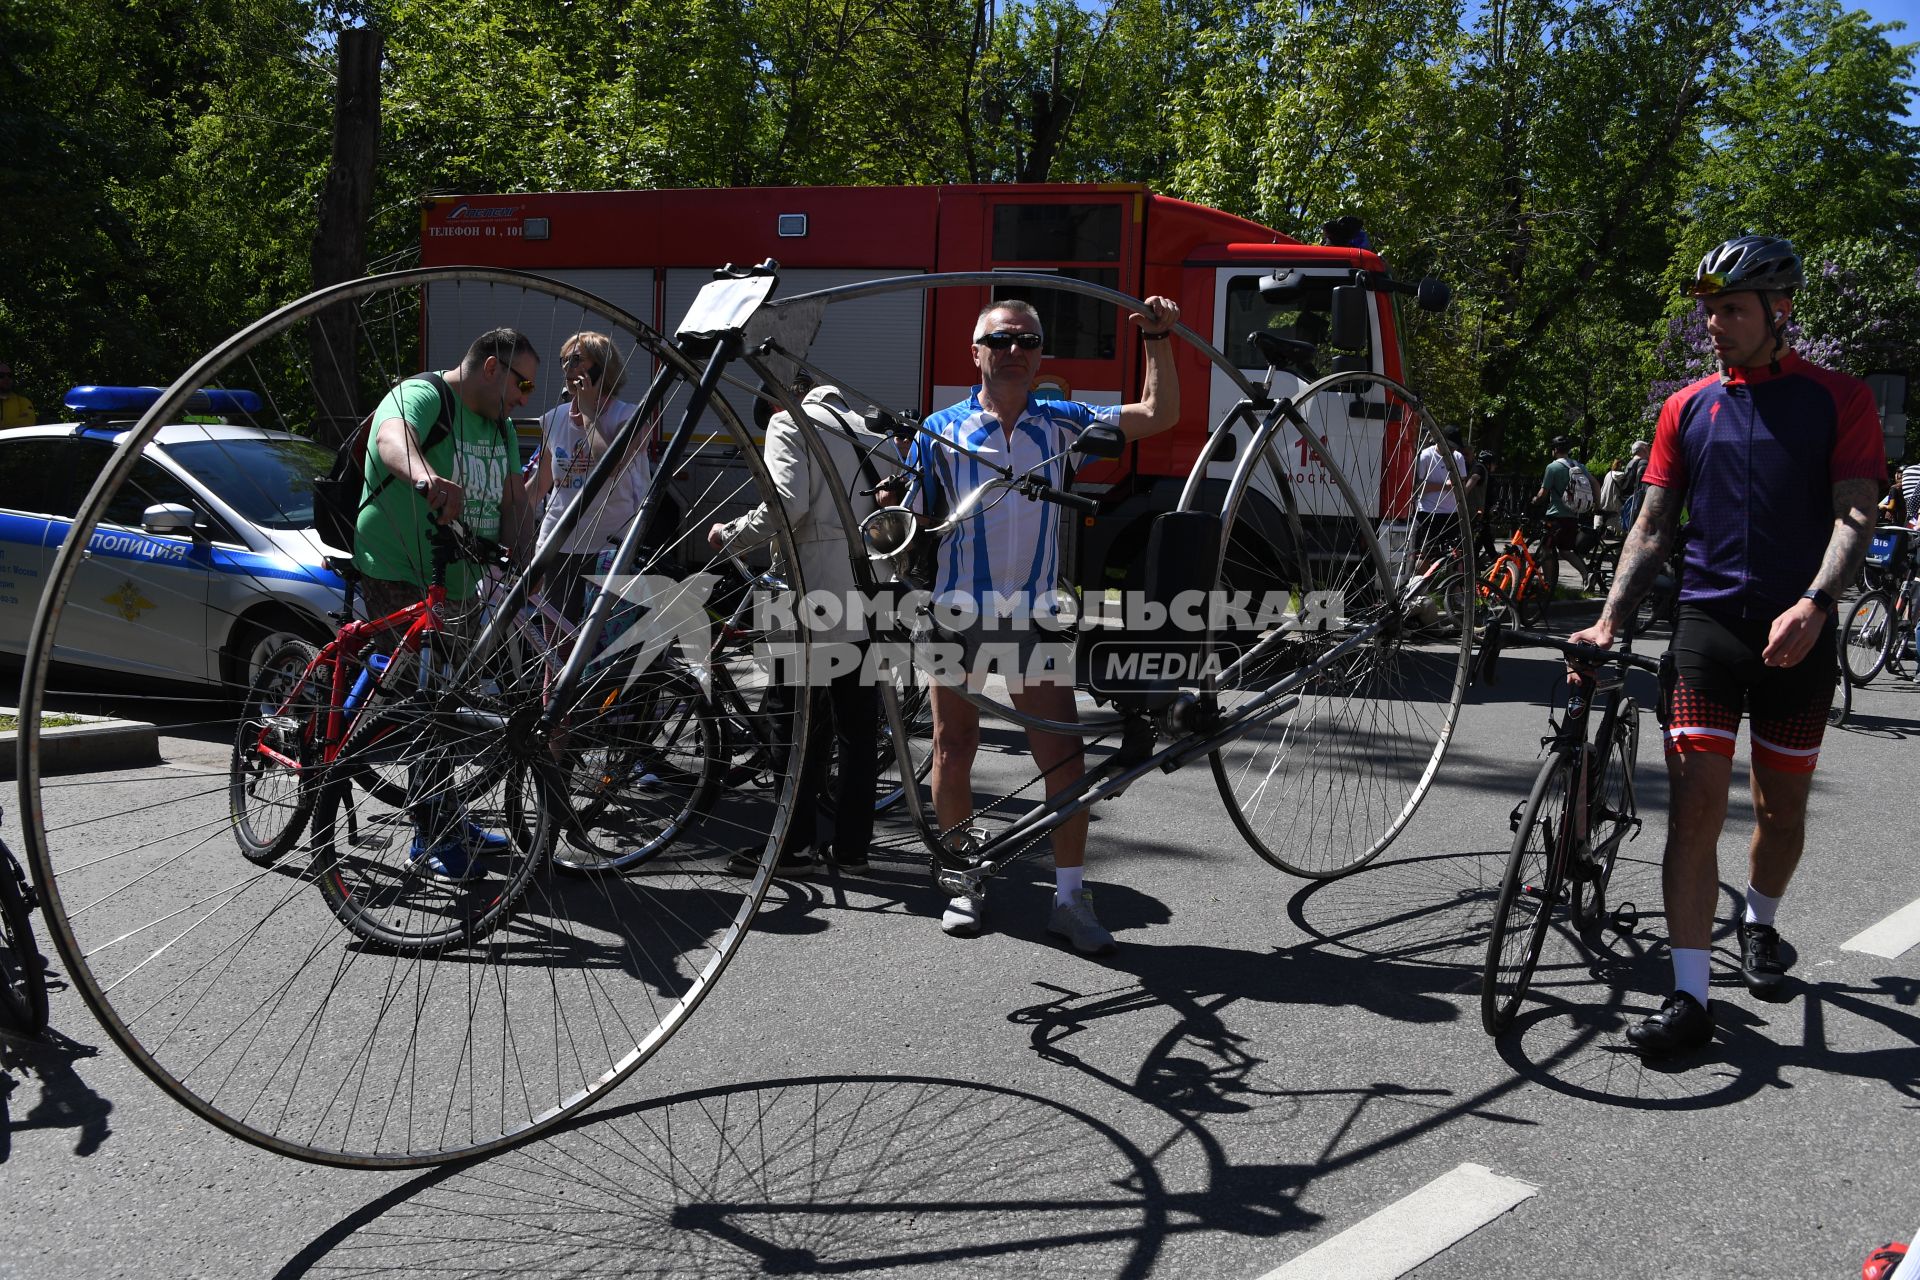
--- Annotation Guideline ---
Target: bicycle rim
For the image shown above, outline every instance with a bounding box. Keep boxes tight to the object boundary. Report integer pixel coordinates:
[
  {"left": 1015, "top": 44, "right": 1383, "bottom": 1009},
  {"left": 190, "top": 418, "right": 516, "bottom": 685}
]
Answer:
[
  {"left": 1482, "top": 753, "right": 1574, "bottom": 1035},
  {"left": 550, "top": 666, "right": 721, "bottom": 873},
  {"left": 1842, "top": 591, "right": 1895, "bottom": 685},
  {"left": 1202, "top": 373, "right": 1473, "bottom": 879},
  {"left": 229, "top": 639, "right": 327, "bottom": 865},
  {"left": 17, "top": 267, "right": 809, "bottom": 1166}
]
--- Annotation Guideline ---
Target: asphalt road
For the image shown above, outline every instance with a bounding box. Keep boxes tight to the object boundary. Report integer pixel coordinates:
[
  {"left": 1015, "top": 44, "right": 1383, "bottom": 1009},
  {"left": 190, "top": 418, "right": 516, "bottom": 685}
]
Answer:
[{"left": 4, "top": 636, "right": 1919, "bottom": 1279}]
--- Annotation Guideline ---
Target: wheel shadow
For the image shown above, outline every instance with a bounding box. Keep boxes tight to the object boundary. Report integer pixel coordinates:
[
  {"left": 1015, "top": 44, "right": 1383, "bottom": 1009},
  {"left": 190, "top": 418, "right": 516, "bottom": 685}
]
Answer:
[{"left": 273, "top": 1074, "right": 1173, "bottom": 1280}]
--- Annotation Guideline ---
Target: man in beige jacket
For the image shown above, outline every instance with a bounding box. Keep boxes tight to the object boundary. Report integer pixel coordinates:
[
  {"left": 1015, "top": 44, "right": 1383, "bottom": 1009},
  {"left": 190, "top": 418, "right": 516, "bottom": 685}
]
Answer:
[{"left": 709, "top": 383, "right": 889, "bottom": 877}]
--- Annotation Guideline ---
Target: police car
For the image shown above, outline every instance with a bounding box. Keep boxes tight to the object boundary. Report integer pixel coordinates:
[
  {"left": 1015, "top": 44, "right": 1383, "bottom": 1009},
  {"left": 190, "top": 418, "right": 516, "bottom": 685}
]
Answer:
[{"left": 0, "top": 386, "right": 345, "bottom": 692}]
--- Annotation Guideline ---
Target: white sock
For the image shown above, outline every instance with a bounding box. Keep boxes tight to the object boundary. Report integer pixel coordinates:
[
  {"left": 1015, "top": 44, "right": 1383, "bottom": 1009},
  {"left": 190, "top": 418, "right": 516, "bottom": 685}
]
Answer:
[
  {"left": 1744, "top": 885, "right": 1782, "bottom": 927},
  {"left": 1671, "top": 948, "right": 1711, "bottom": 1007},
  {"left": 1054, "top": 865, "right": 1084, "bottom": 905}
]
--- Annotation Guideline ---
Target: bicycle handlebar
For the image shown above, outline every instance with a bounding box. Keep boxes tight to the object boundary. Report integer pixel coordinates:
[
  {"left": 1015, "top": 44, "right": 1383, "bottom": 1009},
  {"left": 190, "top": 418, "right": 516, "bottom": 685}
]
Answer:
[
  {"left": 1477, "top": 618, "right": 1660, "bottom": 687},
  {"left": 1016, "top": 475, "right": 1100, "bottom": 514}
]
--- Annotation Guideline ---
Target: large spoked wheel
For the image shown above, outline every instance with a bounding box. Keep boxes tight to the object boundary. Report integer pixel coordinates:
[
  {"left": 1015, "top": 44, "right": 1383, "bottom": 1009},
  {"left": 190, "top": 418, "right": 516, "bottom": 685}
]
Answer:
[
  {"left": 16, "top": 267, "right": 809, "bottom": 1166},
  {"left": 1572, "top": 709, "right": 1638, "bottom": 936},
  {"left": 229, "top": 638, "right": 328, "bottom": 865},
  {"left": 1482, "top": 752, "right": 1575, "bottom": 1035},
  {"left": 1200, "top": 372, "right": 1474, "bottom": 879},
  {"left": 0, "top": 850, "right": 49, "bottom": 1036},
  {"left": 1842, "top": 590, "right": 1897, "bottom": 685},
  {"left": 550, "top": 663, "right": 723, "bottom": 874}
]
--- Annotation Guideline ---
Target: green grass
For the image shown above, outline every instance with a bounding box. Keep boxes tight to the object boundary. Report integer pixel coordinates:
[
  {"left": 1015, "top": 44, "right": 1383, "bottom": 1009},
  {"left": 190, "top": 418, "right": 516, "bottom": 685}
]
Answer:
[{"left": 0, "top": 713, "right": 85, "bottom": 732}]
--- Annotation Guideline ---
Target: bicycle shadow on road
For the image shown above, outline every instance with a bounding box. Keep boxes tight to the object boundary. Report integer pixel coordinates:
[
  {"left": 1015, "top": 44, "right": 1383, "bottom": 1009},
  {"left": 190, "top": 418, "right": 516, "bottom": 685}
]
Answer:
[
  {"left": 0, "top": 1023, "right": 113, "bottom": 1162},
  {"left": 273, "top": 1073, "right": 1176, "bottom": 1280}
]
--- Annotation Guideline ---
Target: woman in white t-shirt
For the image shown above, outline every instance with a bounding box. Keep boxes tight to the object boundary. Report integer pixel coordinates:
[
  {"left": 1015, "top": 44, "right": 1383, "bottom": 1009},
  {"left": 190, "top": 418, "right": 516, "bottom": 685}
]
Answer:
[{"left": 529, "top": 331, "right": 650, "bottom": 621}]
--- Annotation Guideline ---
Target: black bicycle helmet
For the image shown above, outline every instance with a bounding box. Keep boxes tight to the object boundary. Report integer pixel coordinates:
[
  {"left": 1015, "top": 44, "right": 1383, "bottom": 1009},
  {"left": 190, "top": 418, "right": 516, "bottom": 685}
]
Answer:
[{"left": 1687, "top": 235, "right": 1804, "bottom": 297}]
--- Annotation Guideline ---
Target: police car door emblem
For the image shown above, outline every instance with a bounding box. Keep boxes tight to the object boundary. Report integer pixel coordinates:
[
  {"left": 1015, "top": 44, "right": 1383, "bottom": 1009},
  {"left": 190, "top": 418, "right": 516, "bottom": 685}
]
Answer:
[{"left": 103, "top": 579, "right": 157, "bottom": 622}]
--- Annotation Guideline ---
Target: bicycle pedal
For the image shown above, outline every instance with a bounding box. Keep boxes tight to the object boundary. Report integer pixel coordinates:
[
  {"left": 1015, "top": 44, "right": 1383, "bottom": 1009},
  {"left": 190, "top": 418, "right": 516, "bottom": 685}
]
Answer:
[{"left": 1508, "top": 801, "right": 1526, "bottom": 832}]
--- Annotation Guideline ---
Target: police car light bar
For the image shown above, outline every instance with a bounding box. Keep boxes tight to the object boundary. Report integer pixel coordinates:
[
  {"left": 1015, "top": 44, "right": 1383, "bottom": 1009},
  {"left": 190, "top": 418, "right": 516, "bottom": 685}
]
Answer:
[{"left": 63, "top": 385, "right": 264, "bottom": 418}]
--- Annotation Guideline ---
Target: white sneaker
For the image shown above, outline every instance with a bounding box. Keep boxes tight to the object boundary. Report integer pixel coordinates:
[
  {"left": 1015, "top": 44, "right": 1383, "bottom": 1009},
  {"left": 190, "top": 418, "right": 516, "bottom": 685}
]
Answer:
[
  {"left": 940, "top": 892, "right": 985, "bottom": 937},
  {"left": 1047, "top": 887, "right": 1116, "bottom": 955}
]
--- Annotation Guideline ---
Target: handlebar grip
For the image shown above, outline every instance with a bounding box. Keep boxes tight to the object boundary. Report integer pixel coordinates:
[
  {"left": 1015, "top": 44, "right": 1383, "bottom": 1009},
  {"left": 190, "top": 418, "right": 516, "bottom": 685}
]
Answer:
[{"left": 1038, "top": 485, "right": 1100, "bottom": 515}]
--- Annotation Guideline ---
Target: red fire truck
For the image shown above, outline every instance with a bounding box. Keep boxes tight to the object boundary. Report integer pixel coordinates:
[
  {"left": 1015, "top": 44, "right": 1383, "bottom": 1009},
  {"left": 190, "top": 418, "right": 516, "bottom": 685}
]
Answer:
[{"left": 419, "top": 184, "right": 1429, "bottom": 588}]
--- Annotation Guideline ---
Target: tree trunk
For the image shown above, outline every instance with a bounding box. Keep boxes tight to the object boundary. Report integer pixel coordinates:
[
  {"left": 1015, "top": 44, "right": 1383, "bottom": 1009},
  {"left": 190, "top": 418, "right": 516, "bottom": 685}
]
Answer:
[{"left": 309, "top": 28, "right": 382, "bottom": 448}]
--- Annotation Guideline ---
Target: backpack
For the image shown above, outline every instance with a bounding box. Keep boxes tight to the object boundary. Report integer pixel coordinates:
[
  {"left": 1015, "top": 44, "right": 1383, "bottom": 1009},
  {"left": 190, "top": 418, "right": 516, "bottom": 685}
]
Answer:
[
  {"left": 1563, "top": 458, "right": 1597, "bottom": 515},
  {"left": 311, "top": 372, "right": 461, "bottom": 555}
]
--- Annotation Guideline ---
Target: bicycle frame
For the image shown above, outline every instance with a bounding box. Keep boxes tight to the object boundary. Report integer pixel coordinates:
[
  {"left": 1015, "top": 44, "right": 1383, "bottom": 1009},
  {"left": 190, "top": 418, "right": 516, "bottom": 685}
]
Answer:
[{"left": 1482, "top": 622, "right": 1659, "bottom": 900}]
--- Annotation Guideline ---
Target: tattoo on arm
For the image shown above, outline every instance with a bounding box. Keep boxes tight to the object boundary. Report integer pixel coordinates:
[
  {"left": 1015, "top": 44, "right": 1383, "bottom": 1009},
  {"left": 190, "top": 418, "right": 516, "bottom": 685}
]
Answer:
[
  {"left": 1598, "top": 484, "right": 1678, "bottom": 628},
  {"left": 1812, "top": 477, "right": 1879, "bottom": 595}
]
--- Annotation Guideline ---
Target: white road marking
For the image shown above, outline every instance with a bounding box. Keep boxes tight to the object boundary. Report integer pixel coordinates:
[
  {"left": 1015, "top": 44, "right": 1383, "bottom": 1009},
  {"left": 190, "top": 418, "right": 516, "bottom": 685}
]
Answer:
[
  {"left": 1255, "top": 1162, "right": 1538, "bottom": 1280},
  {"left": 1842, "top": 897, "right": 1920, "bottom": 960}
]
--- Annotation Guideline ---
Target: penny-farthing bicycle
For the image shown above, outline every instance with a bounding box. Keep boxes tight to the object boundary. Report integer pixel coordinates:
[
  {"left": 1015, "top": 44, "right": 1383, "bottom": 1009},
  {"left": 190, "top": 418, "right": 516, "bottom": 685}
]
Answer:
[{"left": 16, "top": 264, "right": 1473, "bottom": 1168}]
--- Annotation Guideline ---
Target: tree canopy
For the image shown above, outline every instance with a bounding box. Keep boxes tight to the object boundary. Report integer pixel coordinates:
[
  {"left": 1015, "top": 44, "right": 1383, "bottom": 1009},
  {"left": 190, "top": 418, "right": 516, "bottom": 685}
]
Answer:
[{"left": 3, "top": 0, "right": 1915, "bottom": 467}]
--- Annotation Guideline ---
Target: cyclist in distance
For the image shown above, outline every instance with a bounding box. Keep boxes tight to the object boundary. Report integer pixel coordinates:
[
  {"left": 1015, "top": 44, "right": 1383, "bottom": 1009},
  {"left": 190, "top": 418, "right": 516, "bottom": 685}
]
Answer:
[
  {"left": 355, "top": 327, "right": 541, "bottom": 881},
  {"left": 899, "top": 295, "right": 1181, "bottom": 953},
  {"left": 1533, "top": 434, "right": 1592, "bottom": 591},
  {"left": 1568, "top": 235, "right": 1882, "bottom": 1056}
]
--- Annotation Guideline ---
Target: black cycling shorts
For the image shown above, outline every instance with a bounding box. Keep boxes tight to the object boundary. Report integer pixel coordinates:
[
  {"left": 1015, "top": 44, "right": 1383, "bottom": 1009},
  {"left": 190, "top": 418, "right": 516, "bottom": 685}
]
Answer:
[{"left": 1659, "top": 603, "right": 1835, "bottom": 774}]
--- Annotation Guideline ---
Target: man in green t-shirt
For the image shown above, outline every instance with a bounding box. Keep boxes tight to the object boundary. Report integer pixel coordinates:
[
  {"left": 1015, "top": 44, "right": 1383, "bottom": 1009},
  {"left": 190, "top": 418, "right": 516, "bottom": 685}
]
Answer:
[
  {"left": 1532, "top": 434, "right": 1589, "bottom": 592},
  {"left": 354, "top": 328, "right": 539, "bottom": 882},
  {"left": 355, "top": 327, "right": 538, "bottom": 605}
]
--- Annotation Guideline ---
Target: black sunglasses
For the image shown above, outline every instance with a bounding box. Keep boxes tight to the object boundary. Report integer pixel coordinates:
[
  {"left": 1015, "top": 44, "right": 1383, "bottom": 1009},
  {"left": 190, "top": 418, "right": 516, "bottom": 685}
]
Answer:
[
  {"left": 563, "top": 352, "right": 602, "bottom": 383},
  {"left": 976, "top": 331, "right": 1043, "bottom": 351}
]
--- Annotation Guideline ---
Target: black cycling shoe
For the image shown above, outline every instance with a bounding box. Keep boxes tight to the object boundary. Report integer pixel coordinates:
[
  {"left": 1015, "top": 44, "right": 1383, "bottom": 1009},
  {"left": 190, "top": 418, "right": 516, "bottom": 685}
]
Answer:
[
  {"left": 1626, "top": 991, "right": 1713, "bottom": 1057},
  {"left": 1737, "top": 919, "right": 1790, "bottom": 998}
]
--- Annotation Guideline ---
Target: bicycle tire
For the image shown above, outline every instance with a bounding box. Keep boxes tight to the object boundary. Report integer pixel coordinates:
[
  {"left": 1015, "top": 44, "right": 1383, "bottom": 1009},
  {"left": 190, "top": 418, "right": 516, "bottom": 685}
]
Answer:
[
  {"left": 1202, "top": 373, "right": 1473, "bottom": 879},
  {"left": 0, "top": 847, "right": 48, "bottom": 1035},
  {"left": 16, "top": 266, "right": 811, "bottom": 1167},
  {"left": 550, "top": 664, "right": 722, "bottom": 874},
  {"left": 1573, "top": 706, "right": 1638, "bottom": 936},
  {"left": 1828, "top": 645, "right": 1851, "bottom": 728},
  {"left": 1440, "top": 568, "right": 1504, "bottom": 638},
  {"left": 309, "top": 698, "right": 549, "bottom": 952},
  {"left": 229, "top": 638, "right": 328, "bottom": 865},
  {"left": 1842, "top": 590, "right": 1896, "bottom": 685},
  {"left": 1482, "top": 751, "right": 1576, "bottom": 1035},
  {"left": 1515, "top": 571, "right": 1551, "bottom": 628}
]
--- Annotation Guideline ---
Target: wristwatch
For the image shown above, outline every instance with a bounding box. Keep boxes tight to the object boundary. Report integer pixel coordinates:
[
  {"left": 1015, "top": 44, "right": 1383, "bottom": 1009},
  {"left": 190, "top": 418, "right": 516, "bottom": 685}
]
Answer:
[{"left": 1802, "top": 587, "right": 1834, "bottom": 613}]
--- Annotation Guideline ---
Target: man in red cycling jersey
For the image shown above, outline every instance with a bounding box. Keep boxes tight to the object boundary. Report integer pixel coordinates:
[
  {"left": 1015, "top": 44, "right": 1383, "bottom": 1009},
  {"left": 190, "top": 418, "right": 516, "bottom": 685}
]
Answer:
[{"left": 1570, "top": 235, "right": 1883, "bottom": 1056}]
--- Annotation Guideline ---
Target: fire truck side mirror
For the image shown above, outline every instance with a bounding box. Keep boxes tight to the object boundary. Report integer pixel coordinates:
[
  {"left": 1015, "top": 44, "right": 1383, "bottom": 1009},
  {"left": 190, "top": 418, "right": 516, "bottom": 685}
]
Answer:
[
  {"left": 1074, "top": 424, "right": 1127, "bottom": 460},
  {"left": 1330, "top": 285, "right": 1370, "bottom": 351},
  {"left": 1416, "top": 275, "right": 1452, "bottom": 313}
]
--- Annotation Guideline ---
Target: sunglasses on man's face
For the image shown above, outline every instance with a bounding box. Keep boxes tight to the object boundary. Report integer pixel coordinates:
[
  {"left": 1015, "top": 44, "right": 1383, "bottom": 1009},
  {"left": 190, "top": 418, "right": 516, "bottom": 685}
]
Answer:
[{"left": 975, "top": 331, "right": 1043, "bottom": 351}]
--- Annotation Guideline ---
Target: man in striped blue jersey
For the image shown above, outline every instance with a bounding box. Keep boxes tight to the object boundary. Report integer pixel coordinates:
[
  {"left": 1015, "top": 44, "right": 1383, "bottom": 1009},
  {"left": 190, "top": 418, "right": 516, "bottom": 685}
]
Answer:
[{"left": 909, "top": 295, "right": 1182, "bottom": 952}]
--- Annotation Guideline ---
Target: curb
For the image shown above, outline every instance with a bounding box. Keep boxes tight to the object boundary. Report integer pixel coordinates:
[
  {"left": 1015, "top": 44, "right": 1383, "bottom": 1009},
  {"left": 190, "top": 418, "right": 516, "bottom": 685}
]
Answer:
[{"left": 1, "top": 707, "right": 162, "bottom": 781}]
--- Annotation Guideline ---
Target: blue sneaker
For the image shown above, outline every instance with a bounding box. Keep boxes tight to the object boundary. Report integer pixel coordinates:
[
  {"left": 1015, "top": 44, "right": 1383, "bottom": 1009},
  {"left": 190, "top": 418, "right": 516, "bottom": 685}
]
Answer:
[
  {"left": 409, "top": 833, "right": 484, "bottom": 882},
  {"left": 464, "top": 822, "right": 512, "bottom": 856}
]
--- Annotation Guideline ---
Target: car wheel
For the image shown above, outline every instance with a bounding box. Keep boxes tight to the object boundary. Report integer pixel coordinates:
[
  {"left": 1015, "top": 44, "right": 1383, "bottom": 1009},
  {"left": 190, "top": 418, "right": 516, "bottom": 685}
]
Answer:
[{"left": 227, "top": 613, "right": 331, "bottom": 697}]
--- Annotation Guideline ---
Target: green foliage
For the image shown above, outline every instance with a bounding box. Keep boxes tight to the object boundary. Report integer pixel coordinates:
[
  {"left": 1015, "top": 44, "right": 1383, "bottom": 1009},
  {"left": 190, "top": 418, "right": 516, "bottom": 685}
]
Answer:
[{"left": 0, "top": 0, "right": 1914, "bottom": 472}]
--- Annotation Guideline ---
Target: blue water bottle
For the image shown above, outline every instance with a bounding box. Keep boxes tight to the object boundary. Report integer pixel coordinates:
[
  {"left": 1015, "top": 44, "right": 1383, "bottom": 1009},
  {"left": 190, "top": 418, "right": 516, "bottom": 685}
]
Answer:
[{"left": 343, "top": 651, "right": 390, "bottom": 712}]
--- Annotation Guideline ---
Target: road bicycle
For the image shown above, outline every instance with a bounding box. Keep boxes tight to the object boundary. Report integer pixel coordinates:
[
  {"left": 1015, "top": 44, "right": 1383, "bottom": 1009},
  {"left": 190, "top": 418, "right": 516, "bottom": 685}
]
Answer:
[
  {"left": 1841, "top": 525, "right": 1920, "bottom": 685},
  {"left": 0, "top": 801, "right": 49, "bottom": 1036},
  {"left": 1474, "top": 618, "right": 1661, "bottom": 1036},
  {"left": 17, "top": 264, "right": 1473, "bottom": 1167},
  {"left": 1482, "top": 525, "right": 1554, "bottom": 628}
]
